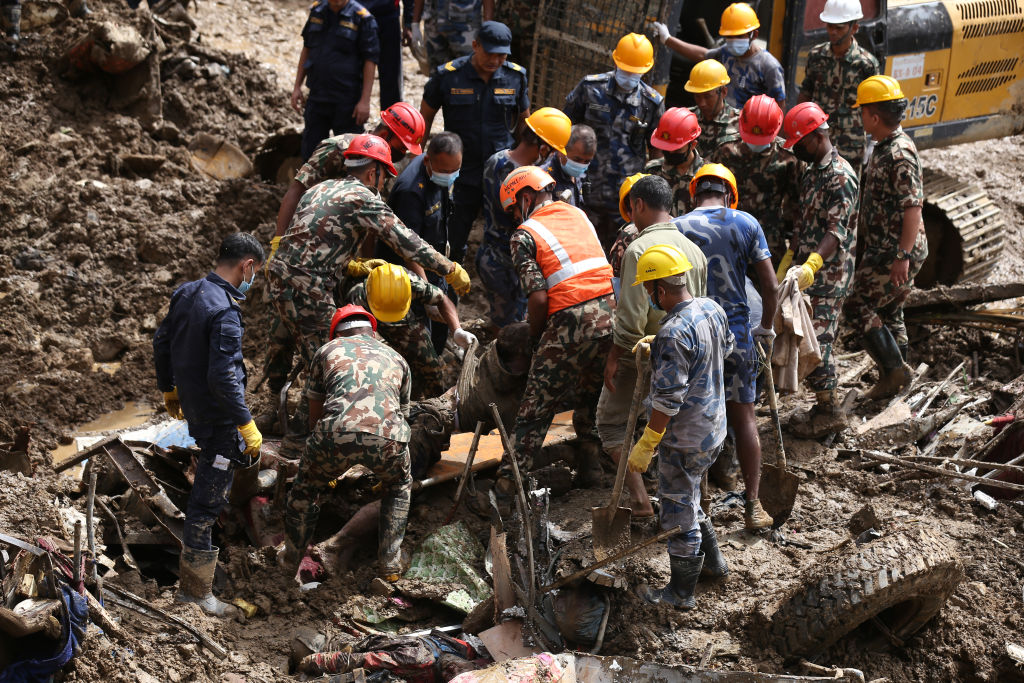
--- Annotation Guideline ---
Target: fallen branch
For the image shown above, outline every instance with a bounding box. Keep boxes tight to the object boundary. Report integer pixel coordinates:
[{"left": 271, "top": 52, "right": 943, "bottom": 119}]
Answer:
[
  {"left": 851, "top": 449, "right": 1024, "bottom": 493},
  {"left": 915, "top": 361, "right": 965, "bottom": 417},
  {"left": 96, "top": 499, "right": 139, "bottom": 572},
  {"left": 103, "top": 583, "right": 227, "bottom": 659},
  {"left": 903, "top": 454, "right": 1024, "bottom": 474},
  {"left": 904, "top": 282, "right": 1024, "bottom": 311}
]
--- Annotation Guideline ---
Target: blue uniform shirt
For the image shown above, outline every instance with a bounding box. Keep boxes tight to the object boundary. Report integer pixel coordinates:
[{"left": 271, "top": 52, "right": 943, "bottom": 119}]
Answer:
[
  {"left": 480, "top": 149, "right": 520, "bottom": 248},
  {"left": 674, "top": 206, "right": 771, "bottom": 346},
  {"left": 153, "top": 273, "right": 251, "bottom": 439},
  {"left": 380, "top": 154, "right": 453, "bottom": 280},
  {"left": 705, "top": 46, "right": 786, "bottom": 109},
  {"left": 303, "top": 0, "right": 381, "bottom": 104},
  {"left": 539, "top": 153, "right": 585, "bottom": 209},
  {"left": 422, "top": 55, "right": 530, "bottom": 187}
]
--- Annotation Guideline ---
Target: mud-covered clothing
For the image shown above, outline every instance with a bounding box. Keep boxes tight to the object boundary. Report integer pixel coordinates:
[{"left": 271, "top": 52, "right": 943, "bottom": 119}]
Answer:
[
  {"left": 422, "top": 0, "right": 482, "bottom": 69},
  {"left": 644, "top": 152, "right": 704, "bottom": 217},
  {"left": 539, "top": 153, "right": 585, "bottom": 208},
  {"left": 184, "top": 428, "right": 244, "bottom": 551},
  {"left": 154, "top": 273, "right": 252, "bottom": 439},
  {"left": 295, "top": 132, "right": 358, "bottom": 189},
  {"left": 706, "top": 46, "right": 786, "bottom": 109},
  {"left": 799, "top": 39, "right": 880, "bottom": 167},
  {"left": 693, "top": 102, "right": 740, "bottom": 161},
  {"left": 708, "top": 138, "right": 801, "bottom": 259},
  {"left": 660, "top": 444, "right": 721, "bottom": 557}
]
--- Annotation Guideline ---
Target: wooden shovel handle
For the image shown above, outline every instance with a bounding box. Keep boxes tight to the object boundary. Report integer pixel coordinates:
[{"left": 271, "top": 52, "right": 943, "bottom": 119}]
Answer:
[
  {"left": 610, "top": 348, "right": 649, "bottom": 508},
  {"left": 758, "top": 341, "right": 787, "bottom": 471}
]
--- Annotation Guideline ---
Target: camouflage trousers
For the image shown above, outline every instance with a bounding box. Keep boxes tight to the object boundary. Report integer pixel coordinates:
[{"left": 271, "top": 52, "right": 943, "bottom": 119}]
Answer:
[
  {"left": 379, "top": 320, "right": 444, "bottom": 399},
  {"left": 476, "top": 240, "right": 526, "bottom": 328},
  {"left": 659, "top": 443, "right": 722, "bottom": 557},
  {"left": 265, "top": 311, "right": 297, "bottom": 395},
  {"left": 805, "top": 292, "right": 846, "bottom": 393},
  {"left": 272, "top": 294, "right": 333, "bottom": 449},
  {"left": 287, "top": 425, "right": 412, "bottom": 573},
  {"left": 844, "top": 240, "right": 927, "bottom": 346},
  {"left": 500, "top": 328, "right": 611, "bottom": 480},
  {"left": 423, "top": 18, "right": 475, "bottom": 70}
]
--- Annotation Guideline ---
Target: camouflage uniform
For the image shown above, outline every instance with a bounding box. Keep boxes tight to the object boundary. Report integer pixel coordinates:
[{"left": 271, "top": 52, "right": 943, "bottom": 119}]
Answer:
[
  {"left": 477, "top": 149, "right": 526, "bottom": 327},
  {"left": 345, "top": 275, "right": 447, "bottom": 398},
  {"left": 503, "top": 228, "right": 615, "bottom": 478},
  {"left": 644, "top": 151, "right": 704, "bottom": 217},
  {"left": 799, "top": 39, "right": 880, "bottom": 168},
  {"left": 565, "top": 72, "right": 665, "bottom": 250},
  {"left": 650, "top": 297, "right": 734, "bottom": 557},
  {"left": 285, "top": 335, "right": 412, "bottom": 574},
  {"left": 706, "top": 46, "right": 786, "bottom": 110},
  {"left": 708, "top": 138, "right": 802, "bottom": 260},
  {"left": 844, "top": 128, "right": 927, "bottom": 346},
  {"left": 422, "top": 0, "right": 482, "bottom": 70},
  {"left": 693, "top": 103, "right": 740, "bottom": 161},
  {"left": 793, "top": 149, "right": 859, "bottom": 392},
  {"left": 539, "top": 153, "right": 585, "bottom": 209}
]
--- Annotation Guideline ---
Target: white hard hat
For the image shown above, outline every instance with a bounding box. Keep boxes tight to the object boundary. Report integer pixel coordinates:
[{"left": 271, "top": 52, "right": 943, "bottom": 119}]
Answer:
[{"left": 820, "top": 0, "right": 863, "bottom": 23}]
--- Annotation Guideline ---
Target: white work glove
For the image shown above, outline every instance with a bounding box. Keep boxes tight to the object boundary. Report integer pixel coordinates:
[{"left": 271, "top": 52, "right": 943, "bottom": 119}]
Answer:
[
  {"left": 751, "top": 325, "right": 775, "bottom": 344},
  {"left": 651, "top": 21, "right": 671, "bottom": 44},
  {"left": 453, "top": 328, "right": 477, "bottom": 349},
  {"left": 411, "top": 23, "right": 422, "bottom": 44}
]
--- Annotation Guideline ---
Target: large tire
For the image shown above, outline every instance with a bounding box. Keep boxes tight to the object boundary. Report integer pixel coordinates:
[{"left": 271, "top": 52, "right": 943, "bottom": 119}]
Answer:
[{"left": 771, "top": 527, "right": 964, "bottom": 659}]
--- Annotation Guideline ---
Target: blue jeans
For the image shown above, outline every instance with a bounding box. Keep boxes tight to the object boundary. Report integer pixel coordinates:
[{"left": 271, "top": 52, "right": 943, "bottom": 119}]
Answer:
[{"left": 183, "top": 426, "right": 244, "bottom": 551}]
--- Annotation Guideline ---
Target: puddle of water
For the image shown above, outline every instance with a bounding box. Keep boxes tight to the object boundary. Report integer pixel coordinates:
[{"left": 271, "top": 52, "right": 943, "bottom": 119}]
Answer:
[
  {"left": 92, "top": 362, "right": 122, "bottom": 376},
  {"left": 51, "top": 401, "right": 154, "bottom": 463}
]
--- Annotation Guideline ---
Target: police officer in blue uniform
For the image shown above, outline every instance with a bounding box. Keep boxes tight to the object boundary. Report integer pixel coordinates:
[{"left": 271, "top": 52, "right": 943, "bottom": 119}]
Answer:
[
  {"left": 539, "top": 124, "right": 597, "bottom": 209},
  {"left": 420, "top": 20, "right": 530, "bottom": 264},
  {"left": 291, "top": 0, "right": 381, "bottom": 161}
]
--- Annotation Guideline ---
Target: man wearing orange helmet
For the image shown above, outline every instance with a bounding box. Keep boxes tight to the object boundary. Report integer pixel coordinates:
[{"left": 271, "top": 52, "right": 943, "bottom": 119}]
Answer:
[
  {"left": 495, "top": 165, "right": 615, "bottom": 495},
  {"left": 653, "top": 3, "right": 786, "bottom": 109},
  {"left": 644, "top": 106, "right": 705, "bottom": 216},
  {"left": 709, "top": 94, "right": 801, "bottom": 264},
  {"left": 565, "top": 33, "right": 665, "bottom": 251},
  {"left": 685, "top": 59, "right": 741, "bottom": 160}
]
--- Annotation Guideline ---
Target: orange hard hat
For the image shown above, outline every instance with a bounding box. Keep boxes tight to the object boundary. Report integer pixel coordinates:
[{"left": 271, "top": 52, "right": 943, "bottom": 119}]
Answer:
[
  {"left": 500, "top": 166, "right": 556, "bottom": 211},
  {"left": 719, "top": 3, "right": 760, "bottom": 36},
  {"left": 781, "top": 102, "right": 829, "bottom": 149},
  {"left": 689, "top": 163, "right": 739, "bottom": 208},
  {"left": 612, "top": 33, "right": 655, "bottom": 74},
  {"left": 343, "top": 133, "right": 399, "bottom": 176},
  {"left": 380, "top": 102, "right": 426, "bottom": 155}
]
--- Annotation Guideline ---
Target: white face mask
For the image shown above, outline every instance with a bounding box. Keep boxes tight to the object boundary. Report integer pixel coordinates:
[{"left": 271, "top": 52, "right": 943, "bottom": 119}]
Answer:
[
  {"left": 745, "top": 141, "right": 770, "bottom": 153},
  {"left": 725, "top": 38, "right": 750, "bottom": 56},
  {"left": 614, "top": 68, "right": 643, "bottom": 91}
]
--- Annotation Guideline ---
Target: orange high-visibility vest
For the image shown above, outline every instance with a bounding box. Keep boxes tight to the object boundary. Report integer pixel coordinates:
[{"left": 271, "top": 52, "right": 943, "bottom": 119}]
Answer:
[{"left": 519, "top": 202, "right": 614, "bottom": 315}]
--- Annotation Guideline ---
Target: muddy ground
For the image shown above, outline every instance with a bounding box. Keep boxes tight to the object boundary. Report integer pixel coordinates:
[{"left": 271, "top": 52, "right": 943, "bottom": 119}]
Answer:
[{"left": 2, "top": 0, "right": 1024, "bottom": 681}]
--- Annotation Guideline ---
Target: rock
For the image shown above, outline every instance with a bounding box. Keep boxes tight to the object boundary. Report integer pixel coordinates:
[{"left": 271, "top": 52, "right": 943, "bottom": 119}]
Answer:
[
  {"left": 848, "top": 503, "right": 879, "bottom": 536},
  {"left": 14, "top": 247, "right": 49, "bottom": 272},
  {"left": 91, "top": 336, "right": 128, "bottom": 362}
]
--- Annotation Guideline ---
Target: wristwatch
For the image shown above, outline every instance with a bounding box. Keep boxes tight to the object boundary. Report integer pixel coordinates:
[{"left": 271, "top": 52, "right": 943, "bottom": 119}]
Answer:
[{"left": 895, "top": 248, "right": 911, "bottom": 261}]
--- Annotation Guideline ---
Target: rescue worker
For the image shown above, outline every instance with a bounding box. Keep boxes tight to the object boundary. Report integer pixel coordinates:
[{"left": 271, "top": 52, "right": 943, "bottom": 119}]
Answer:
[
  {"left": 497, "top": 166, "right": 615, "bottom": 495},
  {"left": 685, "top": 60, "right": 741, "bottom": 161},
  {"left": 363, "top": 0, "right": 406, "bottom": 108},
  {"left": 708, "top": 95, "right": 801, "bottom": 263},
  {"left": 628, "top": 244, "right": 734, "bottom": 610},
  {"left": 565, "top": 33, "right": 665, "bottom": 251},
  {"left": 153, "top": 233, "right": 265, "bottom": 620},
  {"left": 599, "top": 175, "right": 708, "bottom": 519},
  {"left": 673, "top": 164, "right": 778, "bottom": 531},
  {"left": 845, "top": 75, "right": 924, "bottom": 398},
  {"left": 653, "top": 3, "right": 785, "bottom": 109},
  {"left": 421, "top": 20, "right": 530, "bottom": 264},
  {"left": 290, "top": 0, "right": 381, "bottom": 161},
  {"left": 415, "top": 0, "right": 493, "bottom": 69},
  {"left": 539, "top": 123, "right": 597, "bottom": 208},
  {"left": 479, "top": 107, "right": 572, "bottom": 331},
  {"left": 798, "top": 0, "right": 880, "bottom": 169},
  {"left": 645, "top": 107, "right": 704, "bottom": 216},
  {"left": 281, "top": 305, "right": 413, "bottom": 582},
  {"left": 781, "top": 102, "right": 859, "bottom": 438},
  {"left": 345, "top": 263, "right": 477, "bottom": 398},
  {"left": 607, "top": 173, "right": 649, "bottom": 278}
]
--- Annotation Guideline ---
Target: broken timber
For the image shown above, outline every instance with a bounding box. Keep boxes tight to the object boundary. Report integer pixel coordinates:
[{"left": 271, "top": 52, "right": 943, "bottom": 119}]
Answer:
[{"left": 904, "top": 282, "right": 1024, "bottom": 312}]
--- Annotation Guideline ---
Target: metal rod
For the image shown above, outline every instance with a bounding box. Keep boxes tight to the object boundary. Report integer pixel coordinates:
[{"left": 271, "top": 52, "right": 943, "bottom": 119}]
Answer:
[
  {"left": 73, "top": 521, "right": 82, "bottom": 588},
  {"left": 444, "top": 421, "right": 485, "bottom": 524},
  {"left": 856, "top": 449, "right": 1024, "bottom": 492},
  {"left": 86, "top": 472, "right": 97, "bottom": 582},
  {"left": 489, "top": 403, "right": 536, "bottom": 606}
]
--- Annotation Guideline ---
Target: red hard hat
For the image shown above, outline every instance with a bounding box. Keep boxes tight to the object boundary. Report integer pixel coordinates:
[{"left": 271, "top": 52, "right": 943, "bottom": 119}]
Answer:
[
  {"left": 343, "top": 134, "right": 399, "bottom": 176},
  {"left": 650, "top": 107, "right": 701, "bottom": 151},
  {"left": 380, "top": 102, "right": 426, "bottom": 155},
  {"left": 330, "top": 304, "right": 378, "bottom": 338},
  {"left": 739, "top": 94, "right": 783, "bottom": 145},
  {"left": 782, "top": 102, "right": 829, "bottom": 149}
]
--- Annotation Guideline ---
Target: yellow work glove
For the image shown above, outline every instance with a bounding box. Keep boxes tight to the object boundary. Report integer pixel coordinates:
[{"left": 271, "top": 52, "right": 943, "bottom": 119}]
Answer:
[
  {"left": 347, "top": 257, "right": 389, "bottom": 278},
  {"left": 237, "top": 420, "right": 263, "bottom": 458},
  {"left": 789, "top": 252, "right": 823, "bottom": 291},
  {"left": 775, "top": 249, "right": 794, "bottom": 283},
  {"left": 264, "top": 236, "right": 281, "bottom": 277},
  {"left": 446, "top": 263, "right": 471, "bottom": 296},
  {"left": 627, "top": 425, "right": 664, "bottom": 473},
  {"left": 163, "top": 389, "right": 183, "bottom": 419},
  {"left": 631, "top": 334, "right": 656, "bottom": 358}
]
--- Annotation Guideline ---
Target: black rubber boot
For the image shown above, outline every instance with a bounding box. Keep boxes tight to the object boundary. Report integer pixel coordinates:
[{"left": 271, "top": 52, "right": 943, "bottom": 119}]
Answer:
[
  {"left": 865, "top": 326, "right": 912, "bottom": 400},
  {"left": 573, "top": 441, "right": 605, "bottom": 489},
  {"left": 898, "top": 343, "right": 909, "bottom": 363},
  {"left": 279, "top": 505, "right": 318, "bottom": 576},
  {"left": 641, "top": 553, "right": 704, "bottom": 610},
  {"left": 176, "top": 546, "right": 242, "bottom": 620},
  {"left": 699, "top": 519, "right": 728, "bottom": 579}
]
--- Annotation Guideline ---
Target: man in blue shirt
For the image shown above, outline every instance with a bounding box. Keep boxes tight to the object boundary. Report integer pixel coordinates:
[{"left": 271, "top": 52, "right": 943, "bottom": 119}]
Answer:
[
  {"left": 420, "top": 20, "right": 530, "bottom": 264},
  {"left": 674, "top": 163, "right": 778, "bottom": 532},
  {"left": 539, "top": 123, "right": 597, "bottom": 209},
  {"left": 153, "top": 233, "right": 265, "bottom": 619}
]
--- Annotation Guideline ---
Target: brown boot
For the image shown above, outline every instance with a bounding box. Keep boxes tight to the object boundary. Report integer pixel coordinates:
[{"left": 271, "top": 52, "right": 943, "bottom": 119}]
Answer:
[
  {"left": 866, "top": 363, "right": 913, "bottom": 400},
  {"left": 789, "top": 391, "right": 848, "bottom": 439},
  {"left": 744, "top": 499, "right": 774, "bottom": 531},
  {"left": 862, "top": 326, "right": 913, "bottom": 400}
]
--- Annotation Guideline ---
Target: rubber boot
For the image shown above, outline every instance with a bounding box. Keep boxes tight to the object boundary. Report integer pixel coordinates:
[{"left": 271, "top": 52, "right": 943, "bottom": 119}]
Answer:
[
  {"left": 743, "top": 498, "right": 773, "bottom": 532},
  {"left": 229, "top": 453, "right": 261, "bottom": 506},
  {"left": 378, "top": 487, "right": 410, "bottom": 581},
  {"left": 699, "top": 519, "right": 728, "bottom": 579},
  {"left": 864, "top": 326, "right": 912, "bottom": 400},
  {"left": 573, "top": 441, "right": 604, "bottom": 489},
  {"left": 789, "top": 390, "right": 849, "bottom": 439},
  {"left": 641, "top": 553, "right": 704, "bottom": 610},
  {"left": 279, "top": 505, "right": 318, "bottom": 576},
  {"left": 898, "top": 343, "right": 909, "bottom": 364},
  {"left": 176, "top": 546, "right": 242, "bottom": 619},
  {"left": 3, "top": 4, "right": 21, "bottom": 53}
]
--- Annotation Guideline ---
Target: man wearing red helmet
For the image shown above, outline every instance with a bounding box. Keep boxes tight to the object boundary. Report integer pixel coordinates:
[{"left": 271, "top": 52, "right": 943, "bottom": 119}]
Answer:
[
  {"left": 709, "top": 94, "right": 801, "bottom": 264},
  {"left": 780, "top": 102, "right": 860, "bottom": 439},
  {"left": 644, "top": 107, "right": 705, "bottom": 216}
]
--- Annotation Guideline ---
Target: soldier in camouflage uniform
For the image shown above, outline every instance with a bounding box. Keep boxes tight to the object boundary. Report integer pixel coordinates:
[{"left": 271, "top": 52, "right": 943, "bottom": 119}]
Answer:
[
  {"left": 781, "top": 103, "right": 859, "bottom": 439},
  {"left": 645, "top": 107, "right": 704, "bottom": 217},
  {"left": 564, "top": 33, "right": 665, "bottom": 251},
  {"left": 684, "top": 60, "right": 741, "bottom": 161},
  {"left": 417, "top": 0, "right": 492, "bottom": 70},
  {"left": 281, "top": 306, "right": 413, "bottom": 580},
  {"left": 798, "top": 0, "right": 880, "bottom": 169},
  {"left": 844, "top": 76, "right": 924, "bottom": 399},
  {"left": 626, "top": 244, "right": 734, "bottom": 611}
]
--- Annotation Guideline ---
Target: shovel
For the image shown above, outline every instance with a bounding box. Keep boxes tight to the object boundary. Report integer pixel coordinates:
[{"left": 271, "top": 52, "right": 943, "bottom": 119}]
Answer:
[
  {"left": 592, "top": 348, "right": 648, "bottom": 560},
  {"left": 756, "top": 342, "right": 800, "bottom": 526}
]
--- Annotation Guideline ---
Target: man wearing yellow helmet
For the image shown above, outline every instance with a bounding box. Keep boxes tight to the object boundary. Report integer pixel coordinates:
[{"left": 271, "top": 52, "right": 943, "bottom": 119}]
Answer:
[
  {"left": 685, "top": 59, "right": 741, "bottom": 160},
  {"left": 565, "top": 33, "right": 665, "bottom": 251}
]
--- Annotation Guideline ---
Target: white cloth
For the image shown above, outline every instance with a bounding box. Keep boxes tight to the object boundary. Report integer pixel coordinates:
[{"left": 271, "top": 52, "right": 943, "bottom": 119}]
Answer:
[{"left": 771, "top": 271, "right": 822, "bottom": 392}]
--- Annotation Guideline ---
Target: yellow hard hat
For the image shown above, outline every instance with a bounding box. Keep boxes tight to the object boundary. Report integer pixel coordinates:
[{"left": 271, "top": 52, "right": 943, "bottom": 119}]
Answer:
[
  {"left": 633, "top": 244, "right": 693, "bottom": 286},
  {"left": 685, "top": 59, "right": 730, "bottom": 93},
  {"left": 618, "top": 172, "right": 650, "bottom": 223},
  {"left": 689, "top": 163, "right": 739, "bottom": 208},
  {"left": 612, "top": 33, "right": 655, "bottom": 74},
  {"left": 719, "top": 3, "right": 760, "bottom": 36},
  {"left": 524, "top": 107, "right": 571, "bottom": 156},
  {"left": 854, "top": 74, "right": 906, "bottom": 107},
  {"left": 366, "top": 263, "right": 412, "bottom": 323}
]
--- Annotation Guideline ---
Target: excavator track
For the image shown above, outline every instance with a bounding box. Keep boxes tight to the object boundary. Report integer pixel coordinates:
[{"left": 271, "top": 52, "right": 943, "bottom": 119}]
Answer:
[{"left": 917, "top": 168, "right": 1005, "bottom": 287}]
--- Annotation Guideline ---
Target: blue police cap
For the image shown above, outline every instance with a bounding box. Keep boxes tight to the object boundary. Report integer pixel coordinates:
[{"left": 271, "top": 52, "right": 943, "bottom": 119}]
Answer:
[{"left": 477, "top": 21, "right": 512, "bottom": 55}]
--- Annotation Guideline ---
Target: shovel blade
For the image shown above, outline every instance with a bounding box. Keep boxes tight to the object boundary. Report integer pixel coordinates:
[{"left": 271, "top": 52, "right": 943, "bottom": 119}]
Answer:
[
  {"left": 760, "top": 463, "right": 799, "bottom": 525},
  {"left": 591, "top": 505, "right": 631, "bottom": 560}
]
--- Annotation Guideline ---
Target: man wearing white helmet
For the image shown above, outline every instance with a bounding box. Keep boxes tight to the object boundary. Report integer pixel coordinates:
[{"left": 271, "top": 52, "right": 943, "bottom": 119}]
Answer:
[{"left": 798, "top": 0, "right": 879, "bottom": 169}]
